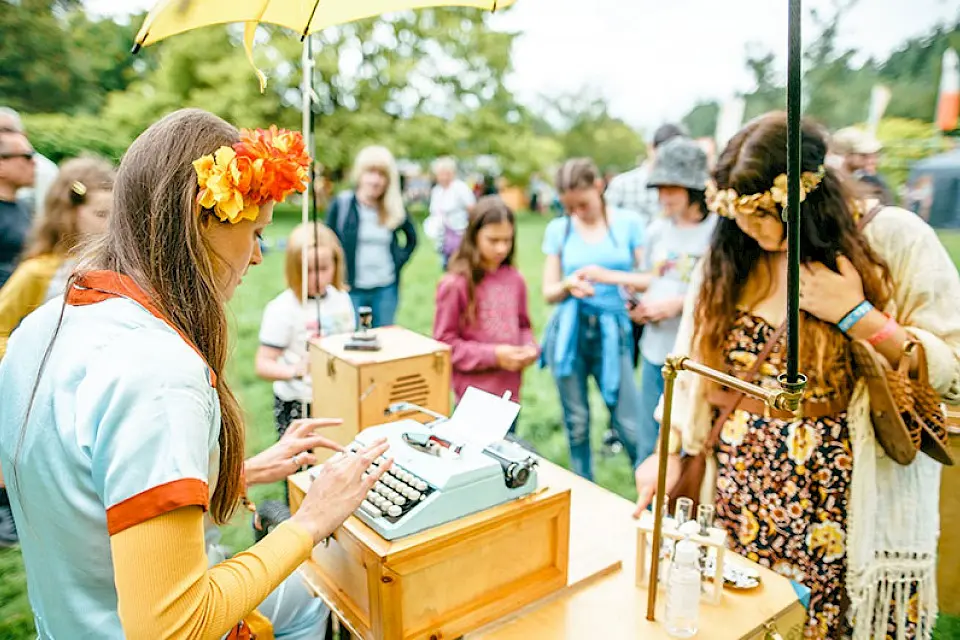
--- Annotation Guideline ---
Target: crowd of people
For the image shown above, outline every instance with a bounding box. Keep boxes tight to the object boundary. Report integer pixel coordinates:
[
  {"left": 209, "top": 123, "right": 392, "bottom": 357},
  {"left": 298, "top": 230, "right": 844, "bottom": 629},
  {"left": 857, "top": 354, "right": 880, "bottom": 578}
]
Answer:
[{"left": 0, "top": 101, "right": 957, "bottom": 640}]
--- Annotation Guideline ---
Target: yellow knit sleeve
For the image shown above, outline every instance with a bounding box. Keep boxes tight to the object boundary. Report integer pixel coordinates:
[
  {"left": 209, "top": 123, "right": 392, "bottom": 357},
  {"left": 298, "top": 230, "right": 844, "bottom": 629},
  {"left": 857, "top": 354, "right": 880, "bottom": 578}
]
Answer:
[
  {"left": 109, "top": 506, "right": 314, "bottom": 640},
  {"left": 0, "top": 255, "right": 62, "bottom": 359}
]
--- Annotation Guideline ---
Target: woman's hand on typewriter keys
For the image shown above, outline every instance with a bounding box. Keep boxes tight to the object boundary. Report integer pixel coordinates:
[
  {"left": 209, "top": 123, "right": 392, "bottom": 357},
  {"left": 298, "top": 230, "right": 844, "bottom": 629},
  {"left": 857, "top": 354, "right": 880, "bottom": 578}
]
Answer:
[
  {"left": 291, "top": 439, "right": 393, "bottom": 545},
  {"left": 244, "top": 418, "right": 345, "bottom": 486}
]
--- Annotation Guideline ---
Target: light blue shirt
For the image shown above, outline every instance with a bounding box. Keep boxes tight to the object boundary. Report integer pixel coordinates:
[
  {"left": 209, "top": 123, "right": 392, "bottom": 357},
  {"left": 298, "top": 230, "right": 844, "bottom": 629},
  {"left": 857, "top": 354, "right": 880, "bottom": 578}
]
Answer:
[
  {"left": 539, "top": 208, "right": 644, "bottom": 404},
  {"left": 541, "top": 207, "right": 645, "bottom": 311},
  {"left": 354, "top": 202, "right": 396, "bottom": 289},
  {"left": 0, "top": 296, "right": 221, "bottom": 639}
]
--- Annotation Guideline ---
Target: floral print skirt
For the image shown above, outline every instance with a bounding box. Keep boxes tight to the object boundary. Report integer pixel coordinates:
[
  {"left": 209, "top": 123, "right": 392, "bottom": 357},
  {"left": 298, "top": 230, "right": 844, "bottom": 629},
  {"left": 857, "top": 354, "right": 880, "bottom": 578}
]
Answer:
[{"left": 715, "top": 407, "right": 852, "bottom": 639}]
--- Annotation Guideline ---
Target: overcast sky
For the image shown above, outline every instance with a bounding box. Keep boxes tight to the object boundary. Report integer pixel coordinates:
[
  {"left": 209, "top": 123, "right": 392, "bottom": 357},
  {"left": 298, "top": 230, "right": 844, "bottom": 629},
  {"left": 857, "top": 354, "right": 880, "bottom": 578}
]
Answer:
[{"left": 86, "top": 0, "right": 960, "bottom": 131}]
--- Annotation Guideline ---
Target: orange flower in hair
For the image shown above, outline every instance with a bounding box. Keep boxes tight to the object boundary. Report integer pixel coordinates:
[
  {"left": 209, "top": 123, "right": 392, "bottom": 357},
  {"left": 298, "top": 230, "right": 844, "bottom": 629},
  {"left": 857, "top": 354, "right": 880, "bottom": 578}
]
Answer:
[{"left": 193, "top": 126, "right": 310, "bottom": 224}]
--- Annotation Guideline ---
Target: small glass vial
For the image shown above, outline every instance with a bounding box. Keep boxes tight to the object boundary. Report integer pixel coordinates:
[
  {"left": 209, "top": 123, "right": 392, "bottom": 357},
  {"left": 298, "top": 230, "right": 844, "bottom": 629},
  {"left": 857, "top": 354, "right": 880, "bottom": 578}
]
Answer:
[
  {"left": 696, "top": 503, "right": 716, "bottom": 587},
  {"left": 696, "top": 503, "right": 715, "bottom": 534},
  {"left": 674, "top": 497, "right": 694, "bottom": 525},
  {"left": 665, "top": 521, "right": 702, "bottom": 638}
]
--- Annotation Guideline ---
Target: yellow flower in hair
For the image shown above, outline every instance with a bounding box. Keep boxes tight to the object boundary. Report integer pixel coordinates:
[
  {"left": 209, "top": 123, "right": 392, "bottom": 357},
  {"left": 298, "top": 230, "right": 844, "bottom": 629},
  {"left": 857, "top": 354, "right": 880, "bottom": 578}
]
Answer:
[
  {"left": 770, "top": 174, "right": 788, "bottom": 204},
  {"left": 193, "top": 126, "right": 310, "bottom": 225},
  {"left": 194, "top": 147, "right": 259, "bottom": 223}
]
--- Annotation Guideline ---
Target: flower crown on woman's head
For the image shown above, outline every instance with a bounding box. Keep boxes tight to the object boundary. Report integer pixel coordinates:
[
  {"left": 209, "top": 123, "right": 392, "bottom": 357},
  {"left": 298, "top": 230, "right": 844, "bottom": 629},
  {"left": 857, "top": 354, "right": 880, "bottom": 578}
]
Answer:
[
  {"left": 193, "top": 126, "right": 311, "bottom": 224},
  {"left": 707, "top": 165, "right": 826, "bottom": 220}
]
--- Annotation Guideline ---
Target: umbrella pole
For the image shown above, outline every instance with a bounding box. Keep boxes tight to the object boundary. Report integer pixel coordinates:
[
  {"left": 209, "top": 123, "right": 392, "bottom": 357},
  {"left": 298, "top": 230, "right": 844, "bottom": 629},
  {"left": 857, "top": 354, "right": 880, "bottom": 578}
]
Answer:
[
  {"left": 300, "top": 34, "right": 319, "bottom": 420},
  {"left": 301, "top": 36, "right": 312, "bottom": 306},
  {"left": 779, "top": 0, "right": 808, "bottom": 397}
]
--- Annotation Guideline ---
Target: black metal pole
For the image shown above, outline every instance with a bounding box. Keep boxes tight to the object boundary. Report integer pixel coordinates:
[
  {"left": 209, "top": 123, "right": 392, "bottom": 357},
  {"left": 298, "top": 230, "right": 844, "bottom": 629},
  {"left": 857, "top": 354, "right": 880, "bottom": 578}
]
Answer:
[{"left": 785, "top": 0, "right": 803, "bottom": 384}]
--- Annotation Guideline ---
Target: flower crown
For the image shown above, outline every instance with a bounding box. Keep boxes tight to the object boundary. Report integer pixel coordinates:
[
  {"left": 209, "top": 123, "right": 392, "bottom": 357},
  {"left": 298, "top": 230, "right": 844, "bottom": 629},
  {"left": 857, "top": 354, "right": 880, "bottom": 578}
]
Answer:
[
  {"left": 707, "top": 166, "right": 826, "bottom": 219},
  {"left": 193, "top": 126, "right": 311, "bottom": 224}
]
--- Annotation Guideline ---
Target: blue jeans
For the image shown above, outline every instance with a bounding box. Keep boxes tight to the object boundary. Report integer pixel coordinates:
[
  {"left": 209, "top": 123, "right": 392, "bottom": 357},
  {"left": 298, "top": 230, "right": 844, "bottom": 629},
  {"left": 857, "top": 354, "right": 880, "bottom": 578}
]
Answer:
[
  {"left": 550, "top": 315, "right": 640, "bottom": 481},
  {"left": 349, "top": 283, "right": 398, "bottom": 328},
  {"left": 636, "top": 357, "right": 666, "bottom": 465}
]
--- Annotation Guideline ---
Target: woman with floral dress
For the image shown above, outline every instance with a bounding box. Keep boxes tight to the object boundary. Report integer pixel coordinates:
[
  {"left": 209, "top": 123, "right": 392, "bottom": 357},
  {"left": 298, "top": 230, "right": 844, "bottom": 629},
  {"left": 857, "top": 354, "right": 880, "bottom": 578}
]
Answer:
[{"left": 633, "top": 112, "right": 960, "bottom": 639}]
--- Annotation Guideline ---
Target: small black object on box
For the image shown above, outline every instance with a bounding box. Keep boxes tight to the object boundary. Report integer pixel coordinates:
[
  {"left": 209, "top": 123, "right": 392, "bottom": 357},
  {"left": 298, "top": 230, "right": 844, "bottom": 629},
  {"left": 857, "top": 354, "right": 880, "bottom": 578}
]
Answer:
[{"left": 345, "top": 306, "right": 381, "bottom": 351}]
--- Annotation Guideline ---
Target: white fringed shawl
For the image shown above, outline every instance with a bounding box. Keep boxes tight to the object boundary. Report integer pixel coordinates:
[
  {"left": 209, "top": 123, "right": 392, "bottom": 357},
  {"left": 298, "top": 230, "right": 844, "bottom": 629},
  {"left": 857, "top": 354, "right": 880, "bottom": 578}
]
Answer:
[{"left": 661, "top": 206, "right": 960, "bottom": 639}]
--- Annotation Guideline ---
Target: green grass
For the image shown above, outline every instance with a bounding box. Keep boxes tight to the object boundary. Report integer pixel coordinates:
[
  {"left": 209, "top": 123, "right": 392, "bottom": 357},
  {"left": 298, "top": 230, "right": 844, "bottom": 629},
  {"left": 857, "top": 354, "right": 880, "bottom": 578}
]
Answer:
[{"left": 1, "top": 213, "right": 959, "bottom": 638}]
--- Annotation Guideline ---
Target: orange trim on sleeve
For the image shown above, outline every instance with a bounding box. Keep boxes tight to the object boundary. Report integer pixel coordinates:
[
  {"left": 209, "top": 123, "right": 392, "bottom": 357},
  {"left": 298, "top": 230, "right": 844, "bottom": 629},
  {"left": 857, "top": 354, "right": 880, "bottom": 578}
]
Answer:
[
  {"left": 66, "top": 270, "right": 218, "bottom": 387},
  {"left": 106, "top": 478, "right": 209, "bottom": 536}
]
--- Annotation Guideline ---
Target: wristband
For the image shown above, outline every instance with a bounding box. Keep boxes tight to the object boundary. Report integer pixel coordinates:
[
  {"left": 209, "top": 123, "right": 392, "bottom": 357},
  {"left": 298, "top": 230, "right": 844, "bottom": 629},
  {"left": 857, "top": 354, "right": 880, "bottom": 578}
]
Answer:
[
  {"left": 867, "top": 315, "right": 898, "bottom": 346},
  {"left": 838, "top": 300, "right": 873, "bottom": 334}
]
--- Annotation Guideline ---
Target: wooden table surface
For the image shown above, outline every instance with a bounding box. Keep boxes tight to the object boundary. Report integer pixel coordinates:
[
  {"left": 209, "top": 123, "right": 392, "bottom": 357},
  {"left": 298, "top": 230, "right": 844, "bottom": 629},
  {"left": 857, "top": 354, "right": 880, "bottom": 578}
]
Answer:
[
  {"left": 295, "top": 460, "right": 804, "bottom": 639},
  {"left": 465, "top": 462, "right": 804, "bottom": 639}
]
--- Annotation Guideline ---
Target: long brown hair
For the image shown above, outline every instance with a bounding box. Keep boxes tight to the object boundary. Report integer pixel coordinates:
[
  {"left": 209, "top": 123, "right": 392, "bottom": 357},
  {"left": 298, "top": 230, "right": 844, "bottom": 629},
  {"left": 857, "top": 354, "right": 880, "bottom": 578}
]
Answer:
[
  {"left": 16, "top": 109, "right": 247, "bottom": 524},
  {"left": 25, "top": 156, "right": 115, "bottom": 259},
  {"left": 447, "top": 196, "right": 515, "bottom": 324},
  {"left": 695, "top": 112, "right": 892, "bottom": 394}
]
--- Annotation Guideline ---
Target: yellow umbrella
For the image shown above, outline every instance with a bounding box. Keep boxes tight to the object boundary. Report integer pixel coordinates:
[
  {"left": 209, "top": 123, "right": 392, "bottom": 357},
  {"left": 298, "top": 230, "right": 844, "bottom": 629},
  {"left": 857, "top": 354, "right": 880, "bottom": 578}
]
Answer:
[{"left": 134, "top": 0, "right": 515, "bottom": 89}]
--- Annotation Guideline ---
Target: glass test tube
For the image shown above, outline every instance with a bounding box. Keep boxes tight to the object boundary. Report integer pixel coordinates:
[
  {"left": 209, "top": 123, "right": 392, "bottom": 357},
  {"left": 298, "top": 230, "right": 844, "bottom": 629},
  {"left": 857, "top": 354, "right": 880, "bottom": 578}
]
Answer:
[
  {"left": 674, "top": 497, "right": 694, "bottom": 525},
  {"left": 697, "top": 504, "right": 715, "bottom": 534}
]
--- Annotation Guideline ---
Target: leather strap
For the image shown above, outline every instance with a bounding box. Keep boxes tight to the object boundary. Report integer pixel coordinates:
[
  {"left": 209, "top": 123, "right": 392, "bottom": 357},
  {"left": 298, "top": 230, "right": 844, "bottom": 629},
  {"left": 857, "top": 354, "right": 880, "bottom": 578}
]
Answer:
[
  {"left": 707, "top": 389, "right": 847, "bottom": 421},
  {"left": 858, "top": 203, "right": 884, "bottom": 230},
  {"left": 705, "top": 321, "right": 788, "bottom": 449}
]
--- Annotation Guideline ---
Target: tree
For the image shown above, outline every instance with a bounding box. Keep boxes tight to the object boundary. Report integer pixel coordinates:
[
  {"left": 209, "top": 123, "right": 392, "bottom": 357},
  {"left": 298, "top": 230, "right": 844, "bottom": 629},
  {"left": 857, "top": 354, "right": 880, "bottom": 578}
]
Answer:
[
  {"left": 63, "top": 10, "right": 158, "bottom": 113},
  {"left": 305, "top": 9, "right": 524, "bottom": 174},
  {"left": 875, "top": 117, "right": 951, "bottom": 195},
  {"left": 741, "top": 46, "right": 786, "bottom": 122},
  {"left": 880, "top": 21, "right": 960, "bottom": 122},
  {"left": 800, "top": 0, "right": 879, "bottom": 129},
  {"left": 0, "top": 0, "right": 78, "bottom": 112},
  {"left": 540, "top": 91, "right": 646, "bottom": 173},
  {"left": 0, "top": 2, "right": 153, "bottom": 114},
  {"left": 682, "top": 101, "right": 720, "bottom": 138}
]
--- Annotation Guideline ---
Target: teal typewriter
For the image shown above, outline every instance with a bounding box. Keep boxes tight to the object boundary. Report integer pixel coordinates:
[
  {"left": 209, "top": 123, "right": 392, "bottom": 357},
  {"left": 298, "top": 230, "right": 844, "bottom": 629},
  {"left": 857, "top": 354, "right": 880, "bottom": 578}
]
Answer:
[{"left": 309, "top": 387, "right": 538, "bottom": 540}]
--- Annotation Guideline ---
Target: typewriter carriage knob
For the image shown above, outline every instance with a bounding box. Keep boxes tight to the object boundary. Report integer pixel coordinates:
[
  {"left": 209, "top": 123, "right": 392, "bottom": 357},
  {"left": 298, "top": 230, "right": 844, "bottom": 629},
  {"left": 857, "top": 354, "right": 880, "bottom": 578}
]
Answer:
[{"left": 505, "top": 460, "right": 534, "bottom": 489}]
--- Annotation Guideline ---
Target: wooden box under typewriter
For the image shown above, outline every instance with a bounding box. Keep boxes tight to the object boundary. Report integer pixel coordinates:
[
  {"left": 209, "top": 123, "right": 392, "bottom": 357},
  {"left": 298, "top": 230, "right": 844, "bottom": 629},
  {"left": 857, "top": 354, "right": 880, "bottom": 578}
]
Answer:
[
  {"left": 289, "top": 470, "right": 573, "bottom": 640},
  {"left": 309, "top": 327, "right": 451, "bottom": 462}
]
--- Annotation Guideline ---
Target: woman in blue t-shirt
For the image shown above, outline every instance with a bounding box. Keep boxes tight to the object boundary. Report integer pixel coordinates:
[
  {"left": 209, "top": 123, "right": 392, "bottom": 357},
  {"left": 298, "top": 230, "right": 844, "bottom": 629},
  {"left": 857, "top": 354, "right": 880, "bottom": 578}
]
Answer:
[{"left": 539, "top": 158, "right": 644, "bottom": 481}]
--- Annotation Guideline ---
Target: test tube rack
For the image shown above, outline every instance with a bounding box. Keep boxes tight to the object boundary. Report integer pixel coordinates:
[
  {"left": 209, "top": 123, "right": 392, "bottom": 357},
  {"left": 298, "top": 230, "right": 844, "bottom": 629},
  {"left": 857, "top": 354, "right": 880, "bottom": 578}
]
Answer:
[{"left": 635, "top": 508, "right": 728, "bottom": 605}]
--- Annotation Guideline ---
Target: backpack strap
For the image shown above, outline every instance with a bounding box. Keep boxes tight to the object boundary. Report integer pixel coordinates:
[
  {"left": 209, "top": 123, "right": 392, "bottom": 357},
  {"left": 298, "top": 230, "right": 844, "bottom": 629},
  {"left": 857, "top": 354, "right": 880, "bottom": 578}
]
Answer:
[{"left": 334, "top": 191, "right": 354, "bottom": 237}]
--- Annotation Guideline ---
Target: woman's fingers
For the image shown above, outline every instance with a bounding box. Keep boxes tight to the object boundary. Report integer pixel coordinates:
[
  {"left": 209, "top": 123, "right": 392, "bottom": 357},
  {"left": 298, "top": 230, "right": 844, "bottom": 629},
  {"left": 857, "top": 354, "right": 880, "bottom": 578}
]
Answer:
[
  {"left": 297, "top": 452, "right": 318, "bottom": 467},
  {"left": 363, "top": 458, "right": 394, "bottom": 490},
  {"left": 633, "top": 485, "right": 655, "bottom": 519},
  {"left": 300, "top": 434, "right": 346, "bottom": 453},
  {"left": 288, "top": 418, "right": 344, "bottom": 438}
]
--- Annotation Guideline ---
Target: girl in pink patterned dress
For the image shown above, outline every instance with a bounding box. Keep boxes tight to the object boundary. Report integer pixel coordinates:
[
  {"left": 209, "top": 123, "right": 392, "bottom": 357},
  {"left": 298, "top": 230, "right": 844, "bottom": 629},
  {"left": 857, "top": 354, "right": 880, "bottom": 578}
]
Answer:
[{"left": 433, "top": 196, "right": 539, "bottom": 413}]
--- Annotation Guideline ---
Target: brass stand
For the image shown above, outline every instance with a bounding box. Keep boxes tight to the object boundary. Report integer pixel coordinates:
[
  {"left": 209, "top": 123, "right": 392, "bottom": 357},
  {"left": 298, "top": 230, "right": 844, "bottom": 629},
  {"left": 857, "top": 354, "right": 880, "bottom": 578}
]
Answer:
[{"left": 645, "top": 355, "right": 807, "bottom": 622}]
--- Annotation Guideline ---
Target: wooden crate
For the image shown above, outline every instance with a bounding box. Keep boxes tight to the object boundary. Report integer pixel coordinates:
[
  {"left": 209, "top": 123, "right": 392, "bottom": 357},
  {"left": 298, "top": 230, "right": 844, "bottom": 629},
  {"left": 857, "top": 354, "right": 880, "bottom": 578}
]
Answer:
[
  {"left": 309, "top": 327, "right": 451, "bottom": 461},
  {"left": 289, "top": 472, "right": 571, "bottom": 640}
]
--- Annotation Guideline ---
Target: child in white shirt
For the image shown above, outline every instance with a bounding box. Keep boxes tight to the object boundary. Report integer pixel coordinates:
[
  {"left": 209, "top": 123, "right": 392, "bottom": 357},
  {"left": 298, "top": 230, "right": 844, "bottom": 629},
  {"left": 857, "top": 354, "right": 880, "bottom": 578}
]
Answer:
[{"left": 256, "top": 223, "right": 355, "bottom": 437}]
